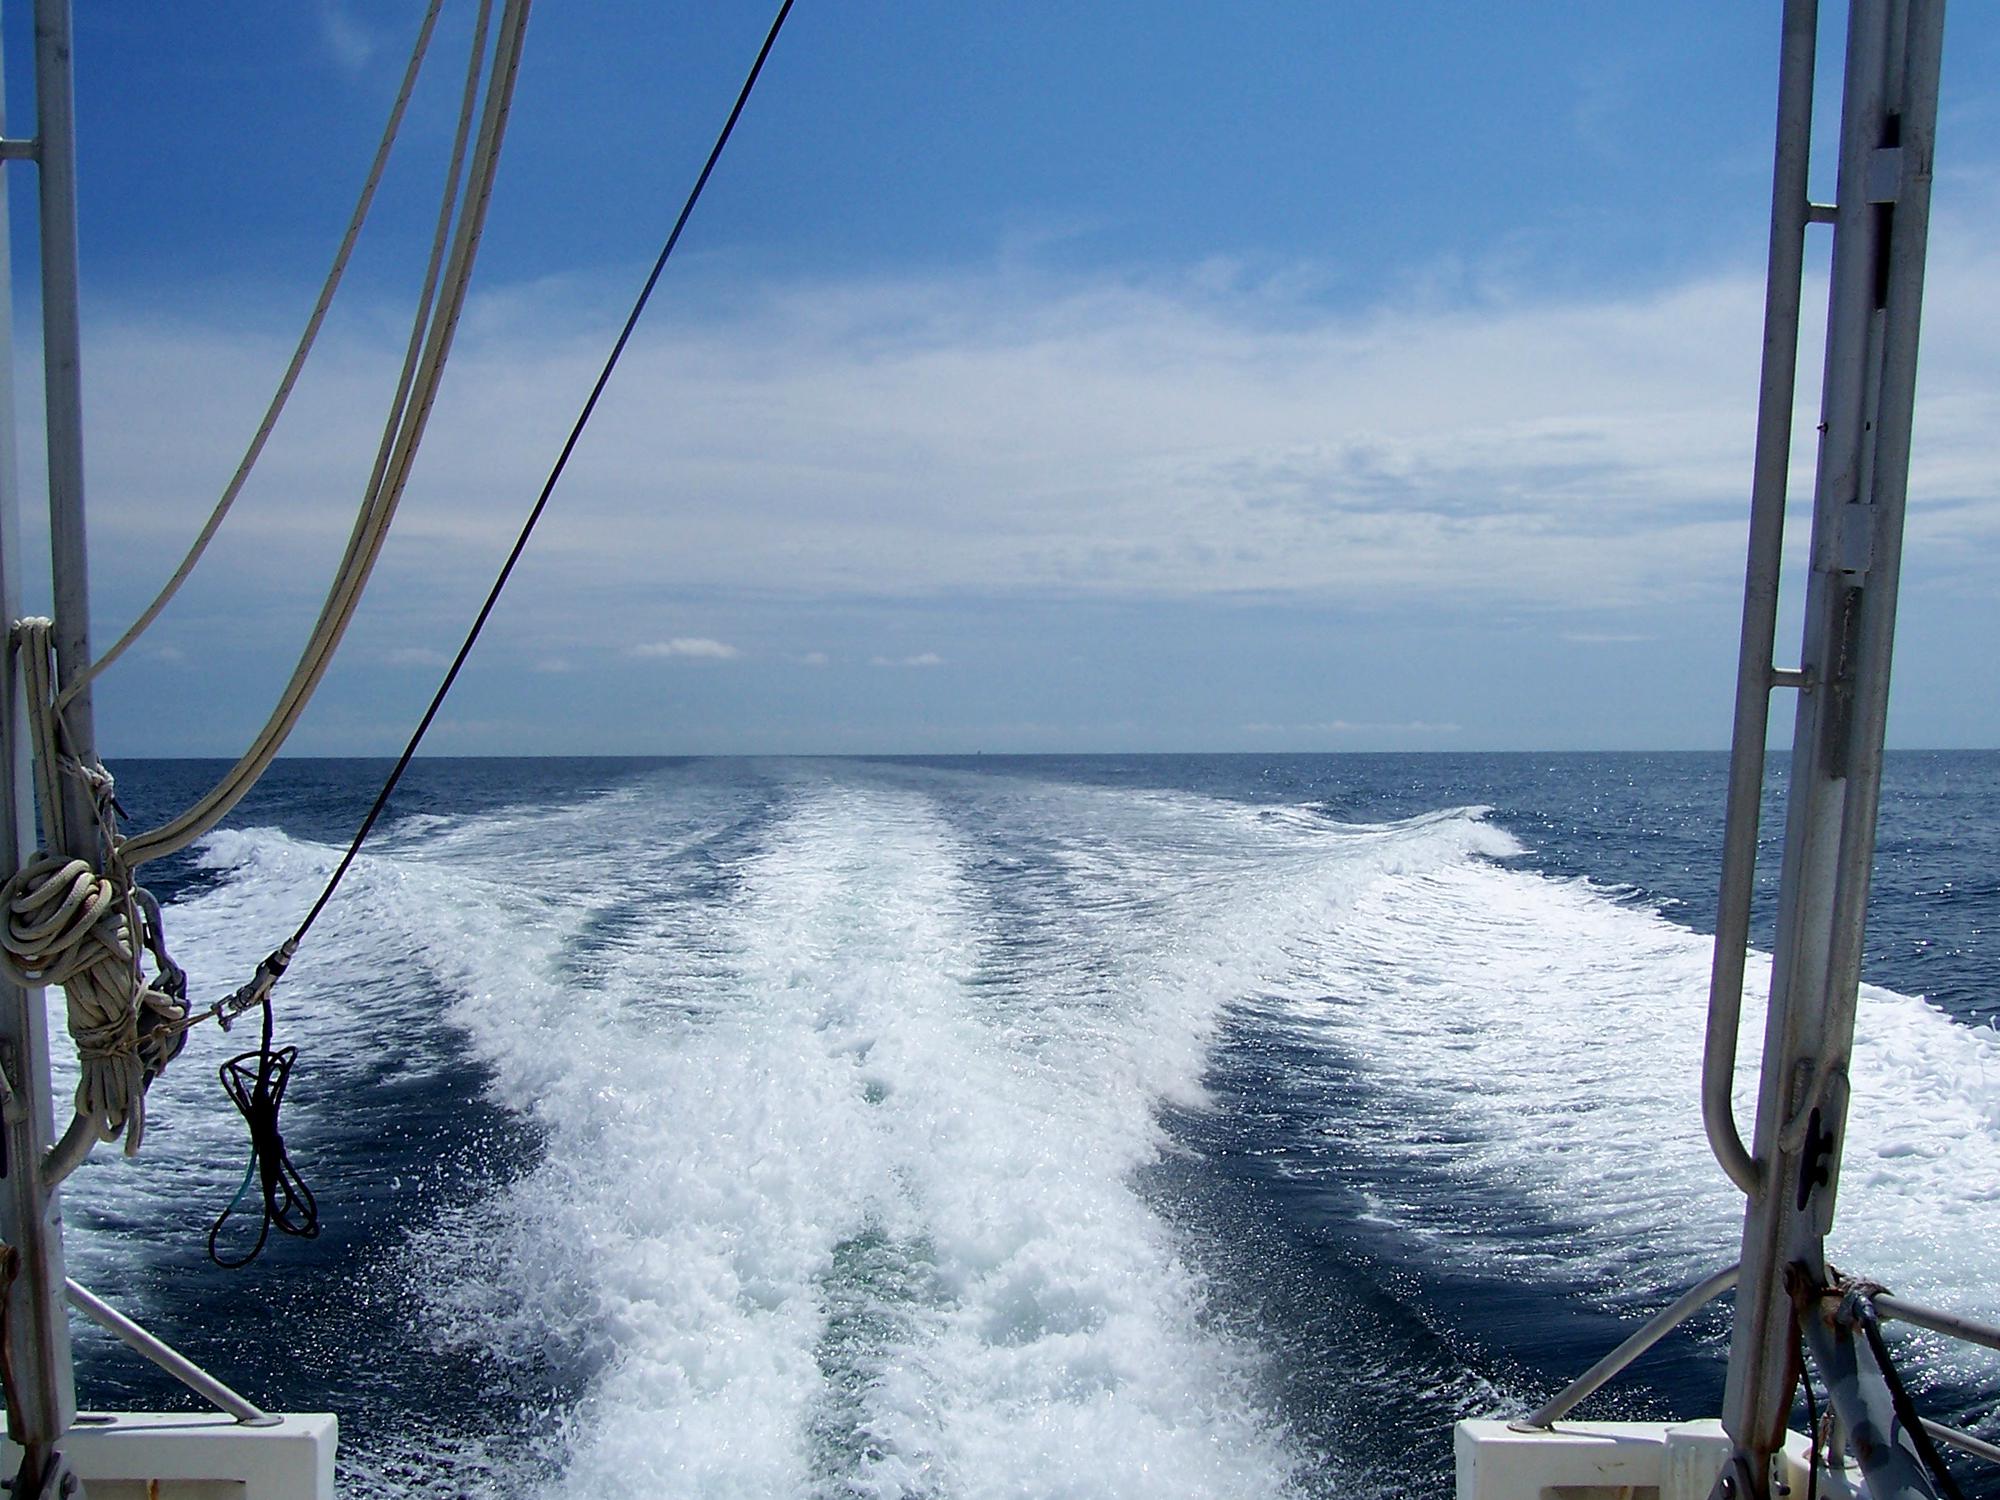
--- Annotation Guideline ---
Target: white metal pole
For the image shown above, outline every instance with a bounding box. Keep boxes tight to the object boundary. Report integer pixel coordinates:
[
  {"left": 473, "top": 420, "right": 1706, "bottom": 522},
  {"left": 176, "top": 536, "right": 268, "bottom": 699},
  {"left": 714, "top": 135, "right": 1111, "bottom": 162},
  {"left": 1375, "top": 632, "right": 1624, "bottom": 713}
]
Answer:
[
  {"left": 1702, "top": 0, "right": 1820, "bottom": 1201},
  {"left": 1718, "top": 2, "right": 1946, "bottom": 1494},
  {"left": 0, "top": 0, "right": 80, "bottom": 1478},
  {"left": 33, "top": 0, "right": 96, "bottom": 817}
]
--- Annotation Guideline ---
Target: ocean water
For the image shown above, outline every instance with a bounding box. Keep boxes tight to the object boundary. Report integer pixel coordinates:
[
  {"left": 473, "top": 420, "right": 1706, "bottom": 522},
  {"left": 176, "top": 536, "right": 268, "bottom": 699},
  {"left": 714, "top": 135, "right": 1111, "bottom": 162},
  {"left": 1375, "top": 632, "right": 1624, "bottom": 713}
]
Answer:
[{"left": 47, "top": 751, "right": 2000, "bottom": 1498}]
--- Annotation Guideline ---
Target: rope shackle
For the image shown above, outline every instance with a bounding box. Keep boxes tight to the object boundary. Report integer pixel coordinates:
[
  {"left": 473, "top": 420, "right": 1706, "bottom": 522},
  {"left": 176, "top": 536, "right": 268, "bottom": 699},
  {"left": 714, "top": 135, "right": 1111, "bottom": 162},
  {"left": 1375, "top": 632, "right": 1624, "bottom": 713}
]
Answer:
[{"left": 211, "top": 941, "right": 298, "bottom": 1032}]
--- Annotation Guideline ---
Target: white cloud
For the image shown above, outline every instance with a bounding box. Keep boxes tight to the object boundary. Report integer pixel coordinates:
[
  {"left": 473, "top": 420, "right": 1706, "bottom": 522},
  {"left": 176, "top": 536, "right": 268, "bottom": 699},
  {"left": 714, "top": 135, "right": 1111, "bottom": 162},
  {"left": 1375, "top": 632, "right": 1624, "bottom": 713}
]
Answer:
[
  {"left": 869, "top": 652, "right": 945, "bottom": 668},
  {"left": 1242, "top": 719, "right": 1462, "bottom": 736},
  {"left": 629, "top": 638, "right": 741, "bottom": 660},
  {"left": 314, "top": 0, "right": 376, "bottom": 75},
  {"left": 57, "top": 199, "right": 2000, "bottom": 664},
  {"left": 385, "top": 645, "right": 450, "bottom": 668}
]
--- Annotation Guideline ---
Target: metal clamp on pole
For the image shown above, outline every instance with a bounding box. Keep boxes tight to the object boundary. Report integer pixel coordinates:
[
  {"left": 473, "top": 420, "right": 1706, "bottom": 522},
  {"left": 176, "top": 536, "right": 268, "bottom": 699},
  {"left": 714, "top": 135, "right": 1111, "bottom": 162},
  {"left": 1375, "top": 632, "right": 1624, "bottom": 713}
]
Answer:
[{"left": 208, "top": 940, "right": 297, "bottom": 1031}]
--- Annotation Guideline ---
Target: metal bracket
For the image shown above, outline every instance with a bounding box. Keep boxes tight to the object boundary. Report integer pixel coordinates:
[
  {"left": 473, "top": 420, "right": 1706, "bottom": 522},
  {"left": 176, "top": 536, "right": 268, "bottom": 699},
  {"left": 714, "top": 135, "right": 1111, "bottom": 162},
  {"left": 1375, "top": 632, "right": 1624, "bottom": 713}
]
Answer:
[
  {"left": 1865, "top": 147, "right": 1904, "bottom": 204},
  {"left": 38, "top": 1115, "right": 94, "bottom": 1194},
  {"left": 5, "top": 1446, "right": 80, "bottom": 1498},
  {"left": 1836, "top": 502, "right": 1877, "bottom": 576},
  {"left": 1709, "top": 1449, "right": 1765, "bottom": 1500},
  {"left": 1793, "top": 1268, "right": 1940, "bottom": 1500},
  {"left": 0, "top": 139, "right": 36, "bottom": 163}
]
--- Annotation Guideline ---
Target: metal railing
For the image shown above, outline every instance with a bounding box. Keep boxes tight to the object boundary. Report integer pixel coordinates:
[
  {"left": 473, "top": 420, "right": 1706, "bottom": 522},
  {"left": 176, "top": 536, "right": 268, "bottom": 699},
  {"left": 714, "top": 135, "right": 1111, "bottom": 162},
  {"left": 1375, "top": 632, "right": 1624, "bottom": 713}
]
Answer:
[
  {"left": 1875, "top": 1293, "right": 2000, "bottom": 1358},
  {"left": 1513, "top": 1265, "right": 1739, "bottom": 1431},
  {"left": 1513, "top": 1271, "right": 2000, "bottom": 1477},
  {"left": 65, "top": 1278, "right": 277, "bottom": 1427},
  {"left": 1924, "top": 1420, "right": 2000, "bottom": 1468},
  {"left": 1869, "top": 1289, "right": 2000, "bottom": 1470}
]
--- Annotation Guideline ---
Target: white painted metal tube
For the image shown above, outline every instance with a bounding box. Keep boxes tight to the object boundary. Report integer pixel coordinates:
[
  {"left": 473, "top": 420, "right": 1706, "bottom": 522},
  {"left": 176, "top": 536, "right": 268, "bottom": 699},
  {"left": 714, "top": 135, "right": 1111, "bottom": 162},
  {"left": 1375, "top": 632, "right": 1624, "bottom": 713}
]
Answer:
[
  {"left": 1702, "top": 0, "right": 1823, "bottom": 1203},
  {"left": 33, "top": 0, "right": 96, "bottom": 830},
  {"left": 1874, "top": 1294, "right": 2000, "bottom": 1356},
  {"left": 1513, "top": 1264, "right": 1740, "bottom": 1431},
  {"left": 64, "top": 1279, "right": 278, "bottom": 1427},
  {"left": 1922, "top": 1421, "right": 2000, "bottom": 1469},
  {"left": 0, "top": 2, "right": 88, "bottom": 1469}
]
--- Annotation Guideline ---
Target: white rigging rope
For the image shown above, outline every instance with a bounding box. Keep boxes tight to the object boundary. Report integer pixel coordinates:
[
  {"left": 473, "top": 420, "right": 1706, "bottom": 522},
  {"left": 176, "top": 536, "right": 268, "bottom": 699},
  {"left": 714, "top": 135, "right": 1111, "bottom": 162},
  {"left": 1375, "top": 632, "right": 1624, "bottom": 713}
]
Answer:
[
  {"left": 120, "top": 0, "right": 532, "bottom": 870},
  {"left": 0, "top": 0, "right": 534, "bottom": 1165},
  {"left": 56, "top": 0, "right": 449, "bottom": 713}
]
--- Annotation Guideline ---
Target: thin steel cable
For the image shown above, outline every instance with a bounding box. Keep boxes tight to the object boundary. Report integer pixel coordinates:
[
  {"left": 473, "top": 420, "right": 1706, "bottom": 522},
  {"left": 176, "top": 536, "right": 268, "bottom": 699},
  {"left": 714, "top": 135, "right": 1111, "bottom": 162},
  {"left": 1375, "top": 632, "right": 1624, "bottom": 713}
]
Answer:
[
  {"left": 58, "top": 0, "right": 448, "bottom": 710},
  {"left": 287, "top": 0, "right": 796, "bottom": 951}
]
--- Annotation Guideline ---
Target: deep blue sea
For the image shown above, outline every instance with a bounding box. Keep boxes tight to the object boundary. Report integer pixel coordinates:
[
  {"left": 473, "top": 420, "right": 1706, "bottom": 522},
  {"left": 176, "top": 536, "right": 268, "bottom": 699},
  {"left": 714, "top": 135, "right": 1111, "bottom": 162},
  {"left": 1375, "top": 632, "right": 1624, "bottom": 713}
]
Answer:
[{"left": 51, "top": 752, "right": 2000, "bottom": 1497}]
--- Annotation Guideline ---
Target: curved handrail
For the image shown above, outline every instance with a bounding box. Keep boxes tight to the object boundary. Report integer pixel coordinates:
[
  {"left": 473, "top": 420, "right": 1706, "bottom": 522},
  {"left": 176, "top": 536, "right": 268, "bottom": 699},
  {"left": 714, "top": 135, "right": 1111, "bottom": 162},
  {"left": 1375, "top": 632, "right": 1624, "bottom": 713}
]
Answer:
[{"left": 1699, "top": 0, "right": 1822, "bottom": 1203}]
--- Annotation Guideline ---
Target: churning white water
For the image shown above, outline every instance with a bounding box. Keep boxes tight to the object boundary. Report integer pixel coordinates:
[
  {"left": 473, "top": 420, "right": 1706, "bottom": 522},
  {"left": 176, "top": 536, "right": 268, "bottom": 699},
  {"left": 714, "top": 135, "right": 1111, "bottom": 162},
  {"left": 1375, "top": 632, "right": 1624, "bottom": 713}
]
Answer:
[{"left": 47, "top": 759, "right": 2000, "bottom": 1496}]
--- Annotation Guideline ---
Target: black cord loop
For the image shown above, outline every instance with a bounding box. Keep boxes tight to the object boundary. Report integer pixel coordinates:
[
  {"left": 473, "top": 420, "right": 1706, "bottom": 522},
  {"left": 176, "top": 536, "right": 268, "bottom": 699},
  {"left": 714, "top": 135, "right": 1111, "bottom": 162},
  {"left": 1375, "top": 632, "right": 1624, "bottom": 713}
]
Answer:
[{"left": 207, "top": 998, "right": 319, "bottom": 1269}]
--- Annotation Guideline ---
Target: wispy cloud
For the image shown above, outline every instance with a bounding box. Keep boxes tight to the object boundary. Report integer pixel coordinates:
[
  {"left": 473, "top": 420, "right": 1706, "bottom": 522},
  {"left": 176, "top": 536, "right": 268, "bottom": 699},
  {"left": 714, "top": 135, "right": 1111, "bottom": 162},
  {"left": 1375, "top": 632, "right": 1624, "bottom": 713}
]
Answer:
[
  {"left": 630, "top": 638, "right": 741, "bottom": 661},
  {"left": 314, "top": 0, "right": 376, "bottom": 75},
  {"left": 203, "top": 213, "right": 1986, "bottom": 619},
  {"left": 56, "top": 200, "right": 2000, "bottom": 731},
  {"left": 1242, "top": 720, "right": 1462, "bottom": 736},
  {"left": 870, "top": 652, "right": 945, "bottom": 668}
]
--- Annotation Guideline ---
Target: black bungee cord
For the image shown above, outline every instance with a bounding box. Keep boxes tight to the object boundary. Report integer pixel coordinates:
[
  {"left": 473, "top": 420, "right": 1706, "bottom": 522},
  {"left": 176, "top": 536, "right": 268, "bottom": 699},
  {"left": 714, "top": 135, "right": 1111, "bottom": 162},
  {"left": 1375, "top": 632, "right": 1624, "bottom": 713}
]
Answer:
[
  {"left": 208, "top": 997, "right": 318, "bottom": 1269},
  {"left": 205, "top": 0, "right": 796, "bottom": 1267}
]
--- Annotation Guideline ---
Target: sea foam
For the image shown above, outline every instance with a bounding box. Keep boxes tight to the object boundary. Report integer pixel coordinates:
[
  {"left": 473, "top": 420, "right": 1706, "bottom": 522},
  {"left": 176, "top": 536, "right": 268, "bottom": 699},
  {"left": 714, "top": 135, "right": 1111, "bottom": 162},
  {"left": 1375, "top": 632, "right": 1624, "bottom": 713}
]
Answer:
[{"left": 49, "top": 762, "right": 2000, "bottom": 1495}]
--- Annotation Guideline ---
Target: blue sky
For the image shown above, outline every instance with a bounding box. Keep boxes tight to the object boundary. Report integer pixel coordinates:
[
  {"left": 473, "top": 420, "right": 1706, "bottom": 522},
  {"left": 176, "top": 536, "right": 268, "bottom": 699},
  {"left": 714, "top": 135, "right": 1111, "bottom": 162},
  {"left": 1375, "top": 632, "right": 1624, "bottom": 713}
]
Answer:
[{"left": 5, "top": 2, "right": 2000, "bottom": 755}]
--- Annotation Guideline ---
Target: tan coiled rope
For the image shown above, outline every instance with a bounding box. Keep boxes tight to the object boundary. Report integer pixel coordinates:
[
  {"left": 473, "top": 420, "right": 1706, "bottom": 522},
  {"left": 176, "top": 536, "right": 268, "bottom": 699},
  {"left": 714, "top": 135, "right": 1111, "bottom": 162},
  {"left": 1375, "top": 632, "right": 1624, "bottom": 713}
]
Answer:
[{"left": 0, "top": 622, "right": 186, "bottom": 1154}]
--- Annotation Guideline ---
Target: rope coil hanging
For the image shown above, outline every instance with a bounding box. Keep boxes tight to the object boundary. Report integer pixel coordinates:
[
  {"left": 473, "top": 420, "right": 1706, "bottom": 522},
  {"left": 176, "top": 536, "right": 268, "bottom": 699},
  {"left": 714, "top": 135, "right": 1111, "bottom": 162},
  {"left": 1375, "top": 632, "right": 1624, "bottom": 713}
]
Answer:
[{"left": 0, "top": 622, "right": 187, "bottom": 1154}]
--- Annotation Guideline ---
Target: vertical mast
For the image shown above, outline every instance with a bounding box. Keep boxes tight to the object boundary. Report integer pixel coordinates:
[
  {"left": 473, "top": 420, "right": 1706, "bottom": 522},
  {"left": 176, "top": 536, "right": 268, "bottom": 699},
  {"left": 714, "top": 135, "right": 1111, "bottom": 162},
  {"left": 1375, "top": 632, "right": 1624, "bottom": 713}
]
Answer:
[
  {"left": 0, "top": 0, "right": 82, "bottom": 1485},
  {"left": 1713, "top": 0, "right": 1946, "bottom": 1494},
  {"left": 34, "top": 0, "right": 95, "bottom": 815}
]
